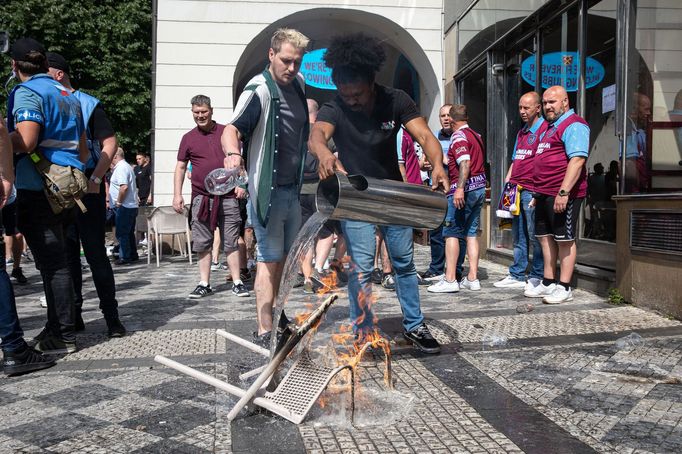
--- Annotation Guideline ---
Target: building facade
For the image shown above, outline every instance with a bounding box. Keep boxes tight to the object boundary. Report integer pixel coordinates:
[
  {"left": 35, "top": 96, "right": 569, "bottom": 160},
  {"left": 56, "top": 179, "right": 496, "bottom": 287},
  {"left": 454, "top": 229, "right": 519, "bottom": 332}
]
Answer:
[
  {"left": 152, "top": 0, "right": 448, "bottom": 206},
  {"left": 151, "top": 0, "right": 681, "bottom": 313},
  {"left": 445, "top": 0, "right": 682, "bottom": 313}
]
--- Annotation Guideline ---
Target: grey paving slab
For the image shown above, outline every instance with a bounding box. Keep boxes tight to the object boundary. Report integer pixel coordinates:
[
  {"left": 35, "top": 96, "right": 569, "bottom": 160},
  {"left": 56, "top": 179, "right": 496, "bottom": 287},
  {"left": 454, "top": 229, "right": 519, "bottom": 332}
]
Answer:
[{"left": 1, "top": 245, "right": 682, "bottom": 453}]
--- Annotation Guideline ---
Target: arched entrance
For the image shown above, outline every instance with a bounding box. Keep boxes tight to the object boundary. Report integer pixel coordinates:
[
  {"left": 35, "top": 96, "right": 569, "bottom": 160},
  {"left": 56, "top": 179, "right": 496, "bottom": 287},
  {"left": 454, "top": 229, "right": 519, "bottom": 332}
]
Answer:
[{"left": 232, "top": 8, "right": 441, "bottom": 124}]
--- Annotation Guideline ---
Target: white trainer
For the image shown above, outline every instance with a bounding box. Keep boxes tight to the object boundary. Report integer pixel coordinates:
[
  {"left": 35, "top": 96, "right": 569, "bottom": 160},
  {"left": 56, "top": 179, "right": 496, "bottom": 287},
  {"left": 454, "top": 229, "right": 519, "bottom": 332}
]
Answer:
[
  {"left": 493, "top": 275, "right": 526, "bottom": 289},
  {"left": 460, "top": 277, "right": 481, "bottom": 291},
  {"left": 427, "top": 278, "right": 460, "bottom": 293},
  {"left": 543, "top": 286, "right": 573, "bottom": 304},
  {"left": 524, "top": 282, "right": 556, "bottom": 298}
]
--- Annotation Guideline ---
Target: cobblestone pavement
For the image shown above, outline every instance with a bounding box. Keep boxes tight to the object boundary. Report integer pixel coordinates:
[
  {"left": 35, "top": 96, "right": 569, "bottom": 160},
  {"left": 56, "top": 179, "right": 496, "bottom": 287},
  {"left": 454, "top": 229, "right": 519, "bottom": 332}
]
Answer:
[{"left": 2, "top": 245, "right": 681, "bottom": 453}]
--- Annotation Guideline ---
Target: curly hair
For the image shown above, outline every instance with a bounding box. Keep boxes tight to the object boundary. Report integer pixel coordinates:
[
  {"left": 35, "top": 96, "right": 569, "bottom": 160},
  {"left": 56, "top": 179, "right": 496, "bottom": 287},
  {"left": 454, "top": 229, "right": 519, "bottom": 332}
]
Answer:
[{"left": 323, "top": 33, "right": 386, "bottom": 85}]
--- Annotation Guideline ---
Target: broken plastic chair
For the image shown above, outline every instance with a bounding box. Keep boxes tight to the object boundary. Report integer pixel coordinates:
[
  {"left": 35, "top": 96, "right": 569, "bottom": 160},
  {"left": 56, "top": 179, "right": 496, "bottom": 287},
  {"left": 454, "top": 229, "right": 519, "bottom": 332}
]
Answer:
[{"left": 154, "top": 294, "right": 356, "bottom": 424}]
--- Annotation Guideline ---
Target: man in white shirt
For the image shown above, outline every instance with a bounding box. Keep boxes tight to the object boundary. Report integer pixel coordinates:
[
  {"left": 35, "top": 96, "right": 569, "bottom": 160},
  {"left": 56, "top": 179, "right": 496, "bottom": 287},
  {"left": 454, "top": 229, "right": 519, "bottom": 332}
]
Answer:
[{"left": 109, "top": 147, "right": 139, "bottom": 265}]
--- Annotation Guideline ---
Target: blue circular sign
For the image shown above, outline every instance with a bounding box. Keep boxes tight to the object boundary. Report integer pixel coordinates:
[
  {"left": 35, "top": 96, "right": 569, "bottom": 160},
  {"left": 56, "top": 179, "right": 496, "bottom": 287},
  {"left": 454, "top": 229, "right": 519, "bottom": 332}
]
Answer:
[
  {"left": 521, "top": 52, "right": 605, "bottom": 92},
  {"left": 300, "top": 48, "right": 336, "bottom": 90}
]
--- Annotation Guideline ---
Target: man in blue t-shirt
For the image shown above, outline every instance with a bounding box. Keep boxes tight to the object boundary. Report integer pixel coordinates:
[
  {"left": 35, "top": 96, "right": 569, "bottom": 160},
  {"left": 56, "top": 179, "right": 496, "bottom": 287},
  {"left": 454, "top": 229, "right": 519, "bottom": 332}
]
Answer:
[{"left": 6, "top": 38, "right": 88, "bottom": 355}]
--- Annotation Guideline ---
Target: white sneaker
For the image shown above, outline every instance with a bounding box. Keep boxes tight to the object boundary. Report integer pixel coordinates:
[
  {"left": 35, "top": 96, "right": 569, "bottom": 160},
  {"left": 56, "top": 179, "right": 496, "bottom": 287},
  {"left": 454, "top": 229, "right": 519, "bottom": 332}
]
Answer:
[
  {"left": 460, "top": 277, "right": 481, "bottom": 291},
  {"left": 427, "top": 279, "right": 460, "bottom": 293},
  {"left": 39, "top": 296, "right": 48, "bottom": 308},
  {"left": 525, "top": 277, "right": 542, "bottom": 291},
  {"left": 493, "top": 275, "right": 526, "bottom": 289},
  {"left": 524, "top": 282, "right": 556, "bottom": 298},
  {"left": 423, "top": 273, "right": 444, "bottom": 282},
  {"left": 543, "top": 286, "right": 573, "bottom": 304}
]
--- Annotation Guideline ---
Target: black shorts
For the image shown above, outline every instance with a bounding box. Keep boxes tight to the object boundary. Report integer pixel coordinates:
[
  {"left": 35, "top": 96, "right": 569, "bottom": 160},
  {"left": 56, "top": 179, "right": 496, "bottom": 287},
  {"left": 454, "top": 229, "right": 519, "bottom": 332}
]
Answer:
[
  {"left": 534, "top": 195, "right": 583, "bottom": 241},
  {"left": 239, "top": 197, "right": 249, "bottom": 236},
  {"left": 1, "top": 201, "right": 18, "bottom": 236}
]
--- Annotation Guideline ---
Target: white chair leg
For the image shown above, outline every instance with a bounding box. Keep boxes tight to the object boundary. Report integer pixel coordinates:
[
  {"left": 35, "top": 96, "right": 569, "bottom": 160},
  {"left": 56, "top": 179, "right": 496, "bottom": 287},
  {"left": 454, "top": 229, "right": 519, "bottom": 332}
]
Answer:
[
  {"left": 186, "top": 231, "right": 192, "bottom": 265},
  {"left": 216, "top": 329, "right": 269, "bottom": 356},
  {"left": 155, "top": 232, "right": 161, "bottom": 267}
]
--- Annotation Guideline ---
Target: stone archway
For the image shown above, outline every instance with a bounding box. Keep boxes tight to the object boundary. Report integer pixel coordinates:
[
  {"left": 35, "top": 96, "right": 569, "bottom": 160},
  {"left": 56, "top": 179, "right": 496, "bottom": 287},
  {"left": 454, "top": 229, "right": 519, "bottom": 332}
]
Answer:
[{"left": 232, "top": 7, "right": 441, "bottom": 124}]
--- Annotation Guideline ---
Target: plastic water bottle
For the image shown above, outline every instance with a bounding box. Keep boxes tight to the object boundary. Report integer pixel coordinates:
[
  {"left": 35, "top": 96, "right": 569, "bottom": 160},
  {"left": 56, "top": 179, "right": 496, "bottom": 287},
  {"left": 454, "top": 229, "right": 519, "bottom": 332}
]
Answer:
[{"left": 204, "top": 168, "right": 248, "bottom": 195}]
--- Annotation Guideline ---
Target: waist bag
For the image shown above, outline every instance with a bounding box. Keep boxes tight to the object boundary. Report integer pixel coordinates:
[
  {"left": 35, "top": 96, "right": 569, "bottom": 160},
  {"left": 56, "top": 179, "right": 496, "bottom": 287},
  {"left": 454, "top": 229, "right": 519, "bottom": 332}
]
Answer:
[{"left": 29, "top": 150, "right": 88, "bottom": 214}]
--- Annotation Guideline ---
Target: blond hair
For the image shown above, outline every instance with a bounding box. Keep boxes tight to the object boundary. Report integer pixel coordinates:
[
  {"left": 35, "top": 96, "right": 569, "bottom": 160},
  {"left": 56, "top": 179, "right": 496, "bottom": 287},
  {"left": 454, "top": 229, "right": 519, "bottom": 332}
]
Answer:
[{"left": 271, "top": 28, "right": 309, "bottom": 52}]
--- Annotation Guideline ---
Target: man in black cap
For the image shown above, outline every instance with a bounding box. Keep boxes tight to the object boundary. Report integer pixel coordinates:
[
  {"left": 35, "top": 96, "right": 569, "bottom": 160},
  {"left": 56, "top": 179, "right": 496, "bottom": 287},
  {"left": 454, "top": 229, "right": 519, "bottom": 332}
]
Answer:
[
  {"left": 47, "top": 51, "right": 126, "bottom": 338},
  {"left": 1, "top": 110, "right": 56, "bottom": 376},
  {"left": 6, "top": 38, "right": 88, "bottom": 354}
]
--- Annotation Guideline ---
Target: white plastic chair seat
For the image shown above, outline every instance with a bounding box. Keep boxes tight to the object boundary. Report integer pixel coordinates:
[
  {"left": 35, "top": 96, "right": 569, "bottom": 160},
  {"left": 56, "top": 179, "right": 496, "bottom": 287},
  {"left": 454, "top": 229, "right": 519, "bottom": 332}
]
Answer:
[{"left": 147, "top": 206, "right": 192, "bottom": 267}]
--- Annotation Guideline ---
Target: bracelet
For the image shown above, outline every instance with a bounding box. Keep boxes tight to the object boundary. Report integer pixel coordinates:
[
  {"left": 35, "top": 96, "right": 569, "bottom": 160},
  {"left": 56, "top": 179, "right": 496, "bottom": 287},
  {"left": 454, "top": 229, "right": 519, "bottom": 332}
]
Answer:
[{"left": 227, "top": 152, "right": 242, "bottom": 157}]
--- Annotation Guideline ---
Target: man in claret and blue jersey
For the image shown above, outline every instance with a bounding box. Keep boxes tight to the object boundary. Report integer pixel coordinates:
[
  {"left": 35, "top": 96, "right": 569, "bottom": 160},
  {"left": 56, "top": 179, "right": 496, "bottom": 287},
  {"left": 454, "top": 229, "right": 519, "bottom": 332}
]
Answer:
[
  {"left": 427, "top": 104, "right": 486, "bottom": 294},
  {"left": 494, "top": 92, "right": 546, "bottom": 292},
  {"left": 528, "top": 85, "right": 590, "bottom": 305}
]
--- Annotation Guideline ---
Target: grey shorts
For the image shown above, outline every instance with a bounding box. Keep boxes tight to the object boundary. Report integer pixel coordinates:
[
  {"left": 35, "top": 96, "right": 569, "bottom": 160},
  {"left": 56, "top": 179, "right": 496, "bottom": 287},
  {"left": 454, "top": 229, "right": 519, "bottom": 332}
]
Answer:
[{"left": 191, "top": 195, "right": 241, "bottom": 253}]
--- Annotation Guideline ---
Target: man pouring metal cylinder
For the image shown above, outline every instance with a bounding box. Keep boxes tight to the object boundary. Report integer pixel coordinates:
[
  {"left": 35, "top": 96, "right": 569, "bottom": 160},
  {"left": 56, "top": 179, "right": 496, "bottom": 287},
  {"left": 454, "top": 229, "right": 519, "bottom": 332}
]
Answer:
[{"left": 309, "top": 33, "right": 449, "bottom": 354}]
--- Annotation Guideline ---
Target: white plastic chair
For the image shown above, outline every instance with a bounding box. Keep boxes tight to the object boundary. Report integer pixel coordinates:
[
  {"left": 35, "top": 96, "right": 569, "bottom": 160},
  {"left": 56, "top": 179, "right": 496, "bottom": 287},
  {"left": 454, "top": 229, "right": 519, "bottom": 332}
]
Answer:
[
  {"left": 147, "top": 206, "right": 192, "bottom": 267},
  {"left": 154, "top": 295, "right": 357, "bottom": 424}
]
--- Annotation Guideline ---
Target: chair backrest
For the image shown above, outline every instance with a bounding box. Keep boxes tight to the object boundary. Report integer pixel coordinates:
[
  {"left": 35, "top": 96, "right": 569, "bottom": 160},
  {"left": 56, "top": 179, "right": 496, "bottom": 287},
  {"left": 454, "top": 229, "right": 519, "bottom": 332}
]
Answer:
[
  {"left": 148, "top": 206, "right": 189, "bottom": 234},
  {"left": 135, "top": 205, "right": 155, "bottom": 233}
]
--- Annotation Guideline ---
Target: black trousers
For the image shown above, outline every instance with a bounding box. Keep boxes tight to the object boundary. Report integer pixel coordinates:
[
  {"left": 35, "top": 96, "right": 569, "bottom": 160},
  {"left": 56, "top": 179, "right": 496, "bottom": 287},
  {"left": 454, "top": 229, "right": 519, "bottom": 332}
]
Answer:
[
  {"left": 17, "top": 190, "right": 76, "bottom": 341},
  {"left": 65, "top": 186, "right": 119, "bottom": 320}
]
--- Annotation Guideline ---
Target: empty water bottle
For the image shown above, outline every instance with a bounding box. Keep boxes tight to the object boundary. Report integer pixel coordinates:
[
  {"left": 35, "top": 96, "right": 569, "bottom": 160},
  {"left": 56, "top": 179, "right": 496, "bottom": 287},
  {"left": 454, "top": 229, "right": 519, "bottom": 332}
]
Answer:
[{"left": 204, "top": 168, "right": 248, "bottom": 195}]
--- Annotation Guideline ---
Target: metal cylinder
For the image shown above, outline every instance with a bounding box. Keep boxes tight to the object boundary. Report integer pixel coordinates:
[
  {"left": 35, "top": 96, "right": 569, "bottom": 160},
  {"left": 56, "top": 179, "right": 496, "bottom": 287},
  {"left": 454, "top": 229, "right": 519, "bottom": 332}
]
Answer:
[{"left": 316, "top": 172, "right": 447, "bottom": 229}]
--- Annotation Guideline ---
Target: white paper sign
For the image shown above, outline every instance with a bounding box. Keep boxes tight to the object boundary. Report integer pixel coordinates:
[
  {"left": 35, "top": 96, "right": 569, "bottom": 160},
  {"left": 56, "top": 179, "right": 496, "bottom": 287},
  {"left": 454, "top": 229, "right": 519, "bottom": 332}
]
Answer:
[{"left": 602, "top": 84, "right": 616, "bottom": 114}]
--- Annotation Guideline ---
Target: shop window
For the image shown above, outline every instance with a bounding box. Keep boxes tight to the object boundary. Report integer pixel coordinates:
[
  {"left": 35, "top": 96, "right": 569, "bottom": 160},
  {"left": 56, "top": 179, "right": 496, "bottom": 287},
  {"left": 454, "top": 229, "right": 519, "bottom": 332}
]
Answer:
[{"left": 626, "top": 0, "right": 682, "bottom": 194}]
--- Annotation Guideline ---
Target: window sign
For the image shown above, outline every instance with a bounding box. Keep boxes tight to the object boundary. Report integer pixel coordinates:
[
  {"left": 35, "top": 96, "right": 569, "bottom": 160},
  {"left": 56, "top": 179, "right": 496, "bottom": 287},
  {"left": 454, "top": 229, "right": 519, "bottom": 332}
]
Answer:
[
  {"left": 521, "top": 52, "right": 604, "bottom": 91},
  {"left": 300, "top": 48, "right": 336, "bottom": 90}
]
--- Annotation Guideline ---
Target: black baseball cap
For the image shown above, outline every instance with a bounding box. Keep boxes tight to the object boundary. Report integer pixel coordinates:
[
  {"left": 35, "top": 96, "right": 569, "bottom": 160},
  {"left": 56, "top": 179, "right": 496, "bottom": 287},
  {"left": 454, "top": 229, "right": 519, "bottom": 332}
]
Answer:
[
  {"left": 46, "top": 51, "right": 71, "bottom": 74},
  {"left": 10, "top": 37, "right": 46, "bottom": 61}
]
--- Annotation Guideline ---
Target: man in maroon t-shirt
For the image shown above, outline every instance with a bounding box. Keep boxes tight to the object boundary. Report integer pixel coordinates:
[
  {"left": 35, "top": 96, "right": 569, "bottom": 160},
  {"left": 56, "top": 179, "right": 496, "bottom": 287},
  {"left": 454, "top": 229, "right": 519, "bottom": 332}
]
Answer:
[
  {"left": 428, "top": 104, "right": 486, "bottom": 294},
  {"left": 529, "top": 85, "right": 590, "bottom": 305},
  {"left": 173, "top": 95, "right": 249, "bottom": 299},
  {"left": 494, "top": 92, "right": 546, "bottom": 291}
]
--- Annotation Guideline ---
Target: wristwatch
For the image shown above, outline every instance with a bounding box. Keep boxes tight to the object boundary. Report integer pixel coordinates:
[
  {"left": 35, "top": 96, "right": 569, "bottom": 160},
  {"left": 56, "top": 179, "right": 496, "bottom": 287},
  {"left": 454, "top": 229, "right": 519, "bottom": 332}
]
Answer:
[
  {"left": 90, "top": 175, "right": 102, "bottom": 185},
  {"left": 558, "top": 189, "right": 569, "bottom": 197}
]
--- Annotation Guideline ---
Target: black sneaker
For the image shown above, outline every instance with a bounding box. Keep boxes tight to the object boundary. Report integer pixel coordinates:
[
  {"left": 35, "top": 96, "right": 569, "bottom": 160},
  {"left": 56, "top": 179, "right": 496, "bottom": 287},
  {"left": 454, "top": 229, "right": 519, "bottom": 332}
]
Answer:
[
  {"left": 416, "top": 273, "right": 429, "bottom": 286},
  {"left": 2, "top": 346, "right": 56, "bottom": 376},
  {"left": 35, "top": 335, "right": 78, "bottom": 355},
  {"left": 404, "top": 323, "right": 441, "bottom": 354},
  {"left": 370, "top": 268, "right": 383, "bottom": 284},
  {"left": 381, "top": 273, "right": 396, "bottom": 291},
  {"left": 27, "top": 327, "right": 52, "bottom": 348},
  {"left": 188, "top": 284, "right": 212, "bottom": 299},
  {"left": 420, "top": 270, "right": 443, "bottom": 282},
  {"left": 240, "top": 268, "right": 252, "bottom": 281},
  {"left": 11, "top": 267, "right": 28, "bottom": 284},
  {"left": 106, "top": 318, "right": 127, "bottom": 338},
  {"left": 329, "top": 259, "right": 348, "bottom": 284},
  {"left": 252, "top": 331, "right": 271, "bottom": 349},
  {"left": 231, "top": 282, "right": 250, "bottom": 297}
]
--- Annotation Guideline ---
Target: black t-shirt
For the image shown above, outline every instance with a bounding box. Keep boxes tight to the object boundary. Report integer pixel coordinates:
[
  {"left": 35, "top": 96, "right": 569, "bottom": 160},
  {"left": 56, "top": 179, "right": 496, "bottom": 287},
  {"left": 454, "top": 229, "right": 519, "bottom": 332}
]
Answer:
[
  {"left": 89, "top": 105, "right": 115, "bottom": 141},
  {"left": 135, "top": 163, "right": 152, "bottom": 199},
  {"left": 316, "top": 85, "right": 420, "bottom": 181}
]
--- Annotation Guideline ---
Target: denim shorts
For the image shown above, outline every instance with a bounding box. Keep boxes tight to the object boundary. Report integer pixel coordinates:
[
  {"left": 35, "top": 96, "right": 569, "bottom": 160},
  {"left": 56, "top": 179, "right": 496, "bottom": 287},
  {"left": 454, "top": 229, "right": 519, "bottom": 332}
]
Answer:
[
  {"left": 248, "top": 185, "right": 301, "bottom": 262},
  {"left": 443, "top": 187, "right": 485, "bottom": 239}
]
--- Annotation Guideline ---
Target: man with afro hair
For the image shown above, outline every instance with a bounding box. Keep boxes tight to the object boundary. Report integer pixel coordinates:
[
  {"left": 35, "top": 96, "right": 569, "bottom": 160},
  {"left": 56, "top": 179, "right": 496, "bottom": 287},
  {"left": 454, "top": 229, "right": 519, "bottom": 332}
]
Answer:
[{"left": 309, "top": 33, "right": 449, "bottom": 354}]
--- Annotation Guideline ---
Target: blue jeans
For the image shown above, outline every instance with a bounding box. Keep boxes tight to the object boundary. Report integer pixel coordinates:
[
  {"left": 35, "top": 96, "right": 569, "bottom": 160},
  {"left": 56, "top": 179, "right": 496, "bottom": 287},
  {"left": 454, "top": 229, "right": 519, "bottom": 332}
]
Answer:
[
  {"left": 114, "top": 206, "right": 138, "bottom": 262},
  {"left": 249, "top": 185, "right": 301, "bottom": 262},
  {"left": 0, "top": 239, "right": 26, "bottom": 353},
  {"left": 341, "top": 221, "right": 424, "bottom": 333},
  {"left": 443, "top": 188, "right": 486, "bottom": 238},
  {"left": 509, "top": 189, "right": 544, "bottom": 280}
]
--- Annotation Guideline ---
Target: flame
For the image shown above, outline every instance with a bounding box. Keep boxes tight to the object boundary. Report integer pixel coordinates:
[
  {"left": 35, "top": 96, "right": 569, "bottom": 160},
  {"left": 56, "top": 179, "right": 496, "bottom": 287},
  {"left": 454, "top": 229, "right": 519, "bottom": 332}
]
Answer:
[{"left": 313, "top": 270, "right": 338, "bottom": 295}]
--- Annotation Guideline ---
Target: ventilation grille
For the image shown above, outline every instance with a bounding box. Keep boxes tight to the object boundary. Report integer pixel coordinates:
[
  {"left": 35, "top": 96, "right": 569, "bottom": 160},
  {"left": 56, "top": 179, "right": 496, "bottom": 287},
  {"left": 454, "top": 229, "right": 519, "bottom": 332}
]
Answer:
[{"left": 630, "top": 210, "right": 682, "bottom": 255}]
